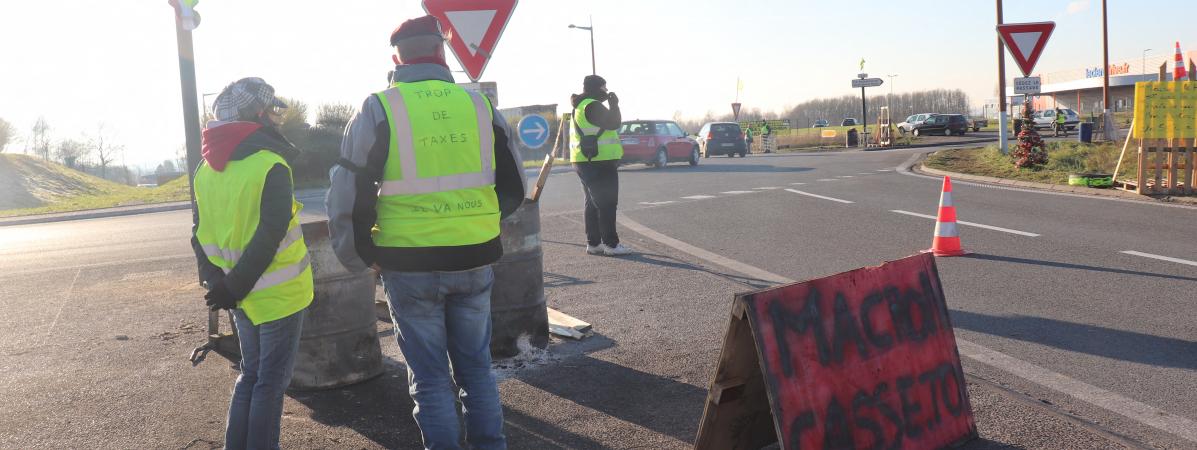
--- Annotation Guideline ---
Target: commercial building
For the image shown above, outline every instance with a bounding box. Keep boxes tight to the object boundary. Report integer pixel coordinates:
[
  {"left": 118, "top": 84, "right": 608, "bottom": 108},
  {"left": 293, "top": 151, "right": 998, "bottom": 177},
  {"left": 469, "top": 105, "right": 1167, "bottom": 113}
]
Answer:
[{"left": 1000, "top": 50, "right": 1195, "bottom": 118}]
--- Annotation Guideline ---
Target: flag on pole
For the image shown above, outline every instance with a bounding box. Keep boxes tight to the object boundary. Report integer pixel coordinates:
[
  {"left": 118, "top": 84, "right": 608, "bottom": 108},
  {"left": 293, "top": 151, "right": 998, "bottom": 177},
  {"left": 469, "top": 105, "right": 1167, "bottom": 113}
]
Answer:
[
  {"left": 860, "top": 58, "right": 866, "bottom": 71},
  {"left": 736, "top": 77, "right": 744, "bottom": 93}
]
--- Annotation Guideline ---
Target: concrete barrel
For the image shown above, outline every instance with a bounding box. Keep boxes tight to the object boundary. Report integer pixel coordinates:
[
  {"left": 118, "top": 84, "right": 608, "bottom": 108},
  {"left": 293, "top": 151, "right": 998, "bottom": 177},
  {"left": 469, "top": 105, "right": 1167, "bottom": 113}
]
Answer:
[
  {"left": 290, "top": 220, "right": 384, "bottom": 391},
  {"left": 490, "top": 200, "right": 550, "bottom": 358}
]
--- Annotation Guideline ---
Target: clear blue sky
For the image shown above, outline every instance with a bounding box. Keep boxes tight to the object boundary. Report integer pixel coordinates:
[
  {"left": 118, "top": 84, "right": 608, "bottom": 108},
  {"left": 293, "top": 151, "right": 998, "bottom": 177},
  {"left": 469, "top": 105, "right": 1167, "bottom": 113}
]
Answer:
[{"left": 0, "top": 0, "right": 1191, "bottom": 168}]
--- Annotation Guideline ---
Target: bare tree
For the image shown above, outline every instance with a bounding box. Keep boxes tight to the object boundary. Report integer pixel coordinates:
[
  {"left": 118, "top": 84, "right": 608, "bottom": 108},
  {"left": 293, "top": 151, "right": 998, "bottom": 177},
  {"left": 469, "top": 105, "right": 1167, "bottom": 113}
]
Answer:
[
  {"left": 316, "top": 103, "right": 355, "bottom": 131},
  {"left": 88, "top": 124, "right": 124, "bottom": 180},
  {"left": 55, "top": 138, "right": 90, "bottom": 169},
  {"left": 31, "top": 117, "right": 51, "bottom": 161},
  {"left": 0, "top": 118, "right": 15, "bottom": 153}
]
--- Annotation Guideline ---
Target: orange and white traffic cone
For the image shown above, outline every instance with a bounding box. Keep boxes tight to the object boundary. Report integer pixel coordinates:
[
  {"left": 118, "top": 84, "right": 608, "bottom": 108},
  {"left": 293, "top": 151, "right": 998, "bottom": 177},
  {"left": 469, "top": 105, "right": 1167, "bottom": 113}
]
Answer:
[
  {"left": 927, "top": 176, "right": 968, "bottom": 257},
  {"left": 1175, "top": 42, "right": 1188, "bottom": 81}
]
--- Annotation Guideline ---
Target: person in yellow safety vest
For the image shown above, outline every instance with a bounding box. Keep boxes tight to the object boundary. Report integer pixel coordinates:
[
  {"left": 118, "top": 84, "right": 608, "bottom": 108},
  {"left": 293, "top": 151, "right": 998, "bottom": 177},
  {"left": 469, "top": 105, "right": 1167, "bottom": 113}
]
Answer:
[
  {"left": 1054, "top": 109, "right": 1067, "bottom": 137},
  {"left": 570, "top": 74, "right": 633, "bottom": 256},
  {"left": 325, "top": 15, "right": 525, "bottom": 449},
  {"left": 191, "top": 77, "right": 313, "bottom": 450}
]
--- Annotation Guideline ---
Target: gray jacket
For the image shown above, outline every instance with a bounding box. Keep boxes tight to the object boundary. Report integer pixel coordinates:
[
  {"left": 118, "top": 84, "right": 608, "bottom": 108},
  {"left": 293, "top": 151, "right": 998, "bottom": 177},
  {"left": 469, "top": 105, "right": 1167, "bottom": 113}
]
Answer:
[{"left": 326, "top": 64, "right": 525, "bottom": 273}]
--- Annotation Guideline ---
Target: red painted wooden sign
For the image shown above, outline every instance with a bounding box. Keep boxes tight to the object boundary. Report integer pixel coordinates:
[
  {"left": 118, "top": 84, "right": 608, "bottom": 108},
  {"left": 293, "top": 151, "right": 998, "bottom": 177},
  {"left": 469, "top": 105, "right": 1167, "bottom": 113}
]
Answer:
[{"left": 696, "top": 253, "right": 976, "bottom": 449}]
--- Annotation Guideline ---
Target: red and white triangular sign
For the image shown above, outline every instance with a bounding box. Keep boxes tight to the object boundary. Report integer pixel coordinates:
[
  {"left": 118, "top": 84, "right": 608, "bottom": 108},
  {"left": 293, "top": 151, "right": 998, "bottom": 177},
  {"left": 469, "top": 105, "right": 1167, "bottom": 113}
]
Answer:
[
  {"left": 423, "top": 0, "right": 518, "bottom": 82},
  {"left": 997, "top": 22, "right": 1055, "bottom": 77}
]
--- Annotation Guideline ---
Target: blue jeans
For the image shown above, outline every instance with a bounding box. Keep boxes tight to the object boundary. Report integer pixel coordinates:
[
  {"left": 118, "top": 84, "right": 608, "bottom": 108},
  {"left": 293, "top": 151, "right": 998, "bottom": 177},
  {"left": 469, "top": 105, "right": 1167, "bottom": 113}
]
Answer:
[
  {"left": 382, "top": 266, "right": 506, "bottom": 450},
  {"left": 225, "top": 308, "right": 306, "bottom": 450}
]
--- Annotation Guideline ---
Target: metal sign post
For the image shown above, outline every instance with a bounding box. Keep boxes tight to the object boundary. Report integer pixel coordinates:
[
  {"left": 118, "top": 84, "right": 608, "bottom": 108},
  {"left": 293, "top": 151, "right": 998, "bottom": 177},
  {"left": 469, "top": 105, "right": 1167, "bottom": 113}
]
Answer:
[{"left": 851, "top": 74, "right": 884, "bottom": 146}]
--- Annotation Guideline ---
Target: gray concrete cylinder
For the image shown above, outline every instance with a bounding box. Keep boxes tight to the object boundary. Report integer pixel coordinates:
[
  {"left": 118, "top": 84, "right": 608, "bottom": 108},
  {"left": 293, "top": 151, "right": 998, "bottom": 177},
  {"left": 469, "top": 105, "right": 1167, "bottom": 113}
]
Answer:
[
  {"left": 491, "top": 200, "right": 550, "bottom": 358},
  {"left": 290, "top": 220, "right": 384, "bottom": 391}
]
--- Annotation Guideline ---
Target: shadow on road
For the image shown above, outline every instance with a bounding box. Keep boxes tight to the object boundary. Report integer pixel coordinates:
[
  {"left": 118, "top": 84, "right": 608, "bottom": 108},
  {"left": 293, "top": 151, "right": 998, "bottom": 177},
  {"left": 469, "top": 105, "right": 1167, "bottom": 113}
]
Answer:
[
  {"left": 622, "top": 252, "right": 777, "bottom": 290},
  {"left": 621, "top": 163, "right": 815, "bottom": 174},
  {"left": 963, "top": 253, "right": 1197, "bottom": 282},
  {"left": 950, "top": 310, "right": 1197, "bottom": 370}
]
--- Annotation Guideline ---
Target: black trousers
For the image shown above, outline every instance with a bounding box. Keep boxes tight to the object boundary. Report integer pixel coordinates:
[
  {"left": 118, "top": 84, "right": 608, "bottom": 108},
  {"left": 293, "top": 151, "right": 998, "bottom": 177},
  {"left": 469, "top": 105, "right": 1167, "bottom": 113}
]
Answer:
[{"left": 574, "top": 160, "right": 620, "bottom": 247}]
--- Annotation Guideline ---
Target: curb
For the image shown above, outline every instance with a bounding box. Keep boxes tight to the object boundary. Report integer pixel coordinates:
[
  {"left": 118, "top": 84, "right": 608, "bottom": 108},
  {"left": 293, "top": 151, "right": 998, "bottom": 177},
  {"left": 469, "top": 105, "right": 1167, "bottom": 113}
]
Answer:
[
  {"left": 0, "top": 202, "right": 193, "bottom": 227},
  {"left": 910, "top": 151, "right": 1197, "bottom": 206}
]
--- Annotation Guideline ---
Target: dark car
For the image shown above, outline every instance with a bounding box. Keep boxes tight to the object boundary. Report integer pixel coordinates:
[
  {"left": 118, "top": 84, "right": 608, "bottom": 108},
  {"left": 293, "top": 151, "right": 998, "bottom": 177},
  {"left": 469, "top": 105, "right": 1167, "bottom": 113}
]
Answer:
[
  {"left": 841, "top": 118, "right": 858, "bottom": 126},
  {"left": 617, "top": 120, "right": 700, "bottom": 168},
  {"left": 696, "top": 122, "right": 747, "bottom": 158},
  {"left": 812, "top": 119, "right": 830, "bottom": 128},
  {"left": 912, "top": 114, "right": 969, "bottom": 136}
]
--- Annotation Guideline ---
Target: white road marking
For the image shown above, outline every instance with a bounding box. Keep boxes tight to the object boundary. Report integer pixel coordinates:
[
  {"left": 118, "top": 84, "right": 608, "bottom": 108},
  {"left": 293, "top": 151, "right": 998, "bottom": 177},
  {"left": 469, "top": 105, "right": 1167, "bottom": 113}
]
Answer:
[
  {"left": 876, "top": 169, "right": 894, "bottom": 172},
  {"left": 618, "top": 216, "right": 1197, "bottom": 445},
  {"left": 789, "top": 182, "right": 807, "bottom": 186},
  {"left": 753, "top": 187, "right": 781, "bottom": 190},
  {"left": 1120, "top": 251, "right": 1197, "bottom": 267},
  {"left": 837, "top": 175, "right": 855, "bottom": 178},
  {"left": 681, "top": 195, "right": 716, "bottom": 200},
  {"left": 957, "top": 339, "right": 1197, "bottom": 444},
  {"left": 891, "top": 210, "right": 1040, "bottom": 237},
  {"left": 720, "top": 190, "right": 757, "bottom": 195},
  {"left": 816, "top": 178, "right": 839, "bottom": 182},
  {"left": 785, "top": 189, "right": 855, "bottom": 204},
  {"left": 638, "top": 201, "right": 676, "bottom": 206},
  {"left": 858, "top": 172, "right": 874, "bottom": 175}
]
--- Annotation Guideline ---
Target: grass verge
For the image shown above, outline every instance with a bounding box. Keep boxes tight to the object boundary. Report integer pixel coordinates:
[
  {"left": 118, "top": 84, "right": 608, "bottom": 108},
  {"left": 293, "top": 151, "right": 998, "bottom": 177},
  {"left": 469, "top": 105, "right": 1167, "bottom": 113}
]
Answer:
[
  {"left": 0, "top": 175, "right": 191, "bottom": 218},
  {"left": 924, "top": 141, "right": 1132, "bottom": 185}
]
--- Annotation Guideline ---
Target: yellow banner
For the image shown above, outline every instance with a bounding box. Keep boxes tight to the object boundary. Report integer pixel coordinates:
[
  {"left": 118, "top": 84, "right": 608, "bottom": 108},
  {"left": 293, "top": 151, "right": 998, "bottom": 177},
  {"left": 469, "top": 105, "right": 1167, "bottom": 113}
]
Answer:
[{"left": 1133, "top": 81, "right": 1197, "bottom": 139}]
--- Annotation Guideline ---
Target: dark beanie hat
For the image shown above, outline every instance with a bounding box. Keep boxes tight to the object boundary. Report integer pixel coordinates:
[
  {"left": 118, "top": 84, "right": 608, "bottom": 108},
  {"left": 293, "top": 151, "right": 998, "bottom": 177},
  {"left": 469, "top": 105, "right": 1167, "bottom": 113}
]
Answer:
[
  {"left": 390, "top": 15, "right": 445, "bottom": 46},
  {"left": 583, "top": 75, "right": 607, "bottom": 93}
]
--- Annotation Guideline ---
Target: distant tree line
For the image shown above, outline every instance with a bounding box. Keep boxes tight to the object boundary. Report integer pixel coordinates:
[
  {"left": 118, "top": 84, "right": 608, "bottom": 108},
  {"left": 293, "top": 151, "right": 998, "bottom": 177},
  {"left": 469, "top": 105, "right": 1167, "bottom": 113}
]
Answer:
[{"left": 675, "top": 89, "right": 973, "bottom": 133}]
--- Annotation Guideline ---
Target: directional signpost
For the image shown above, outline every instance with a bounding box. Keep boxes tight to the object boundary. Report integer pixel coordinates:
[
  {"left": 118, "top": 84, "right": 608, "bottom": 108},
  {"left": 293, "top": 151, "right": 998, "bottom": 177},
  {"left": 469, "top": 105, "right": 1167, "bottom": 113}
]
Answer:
[
  {"left": 851, "top": 74, "right": 883, "bottom": 146},
  {"left": 1013, "top": 76, "right": 1041, "bottom": 95},
  {"left": 517, "top": 114, "right": 550, "bottom": 150},
  {"left": 423, "top": 0, "right": 518, "bottom": 82}
]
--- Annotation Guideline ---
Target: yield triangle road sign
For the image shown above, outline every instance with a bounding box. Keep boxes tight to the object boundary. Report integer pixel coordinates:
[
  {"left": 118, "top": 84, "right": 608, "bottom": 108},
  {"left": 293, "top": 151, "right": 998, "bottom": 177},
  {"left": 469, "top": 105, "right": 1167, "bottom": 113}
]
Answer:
[
  {"left": 423, "top": 0, "right": 518, "bottom": 82},
  {"left": 997, "top": 22, "right": 1055, "bottom": 77}
]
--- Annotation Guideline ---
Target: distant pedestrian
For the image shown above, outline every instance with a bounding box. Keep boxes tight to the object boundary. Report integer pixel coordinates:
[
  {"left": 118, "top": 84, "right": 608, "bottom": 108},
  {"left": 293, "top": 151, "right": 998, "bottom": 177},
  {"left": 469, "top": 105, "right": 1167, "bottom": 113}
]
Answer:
[
  {"left": 1054, "top": 108, "right": 1067, "bottom": 136},
  {"left": 192, "top": 77, "right": 313, "bottom": 450},
  {"left": 744, "top": 126, "right": 754, "bottom": 153},
  {"left": 760, "top": 122, "right": 772, "bottom": 153},
  {"left": 570, "top": 74, "right": 632, "bottom": 256},
  {"left": 326, "top": 14, "right": 525, "bottom": 450}
]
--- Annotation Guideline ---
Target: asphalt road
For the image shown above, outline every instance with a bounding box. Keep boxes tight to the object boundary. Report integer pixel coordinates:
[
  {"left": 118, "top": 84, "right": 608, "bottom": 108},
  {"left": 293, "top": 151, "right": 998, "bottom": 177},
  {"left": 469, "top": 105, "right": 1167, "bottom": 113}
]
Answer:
[{"left": 1, "top": 141, "right": 1194, "bottom": 449}]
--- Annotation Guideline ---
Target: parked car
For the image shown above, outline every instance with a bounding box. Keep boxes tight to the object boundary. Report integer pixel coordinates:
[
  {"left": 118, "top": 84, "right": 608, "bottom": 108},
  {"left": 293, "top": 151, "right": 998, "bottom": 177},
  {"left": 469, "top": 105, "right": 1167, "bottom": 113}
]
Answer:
[
  {"left": 841, "top": 118, "right": 858, "bottom": 126},
  {"left": 696, "top": 122, "right": 748, "bottom": 158},
  {"left": 968, "top": 116, "right": 988, "bottom": 132},
  {"left": 1031, "top": 108, "right": 1080, "bottom": 131},
  {"left": 617, "top": 120, "right": 701, "bottom": 168},
  {"left": 898, "top": 113, "right": 936, "bottom": 134},
  {"left": 912, "top": 114, "right": 969, "bottom": 136},
  {"left": 812, "top": 119, "right": 830, "bottom": 128}
]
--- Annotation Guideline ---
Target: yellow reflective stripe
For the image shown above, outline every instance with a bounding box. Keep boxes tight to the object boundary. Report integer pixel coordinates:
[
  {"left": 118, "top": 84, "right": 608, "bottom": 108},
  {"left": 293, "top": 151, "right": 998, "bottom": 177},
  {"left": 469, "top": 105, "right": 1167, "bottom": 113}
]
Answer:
[
  {"left": 376, "top": 88, "right": 496, "bottom": 196},
  {"left": 203, "top": 225, "right": 303, "bottom": 269},
  {"left": 250, "top": 254, "right": 311, "bottom": 293},
  {"left": 578, "top": 126, "right": 600, "bottom": 135},
  {"left": 596, "top": 138, "right": 622, "bottom": 145}
]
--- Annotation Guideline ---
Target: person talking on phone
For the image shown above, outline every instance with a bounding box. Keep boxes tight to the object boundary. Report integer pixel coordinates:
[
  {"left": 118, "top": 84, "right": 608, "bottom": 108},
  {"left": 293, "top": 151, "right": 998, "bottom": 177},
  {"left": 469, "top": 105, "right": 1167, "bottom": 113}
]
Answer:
[{"left": 569, "top": 75, "right": 632, "bottom": 256}]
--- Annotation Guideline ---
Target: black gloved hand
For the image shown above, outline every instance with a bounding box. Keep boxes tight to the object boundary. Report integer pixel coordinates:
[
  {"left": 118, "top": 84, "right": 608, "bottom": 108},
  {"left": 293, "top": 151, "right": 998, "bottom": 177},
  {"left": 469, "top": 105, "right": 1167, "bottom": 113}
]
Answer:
[
  {"left": 204, "top": 280, "right": 237, "bottom": 311},
  {"left": 606, "top": 92, "right": 619, "bottom": 107}
]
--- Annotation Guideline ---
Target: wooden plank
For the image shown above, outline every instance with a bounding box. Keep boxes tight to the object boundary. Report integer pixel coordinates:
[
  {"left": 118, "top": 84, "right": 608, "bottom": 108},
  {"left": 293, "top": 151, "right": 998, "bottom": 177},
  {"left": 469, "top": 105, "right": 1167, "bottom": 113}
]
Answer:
[
  {"left": 546, "top": 307, "right": 591, "bottom": 333},
  {"left": 694, "top": 300, "right": 777, "bottom": 450},
  {"left": 1137, "top": 139, "right": 1147, "bottom": 195},
  {"left": 1112, "top": 117, "right": 1135, "bottom": 184},
  {"left": 1188, "top": 143, "right": 1196, "bottom": 194},
  {"left": 1170, "top": 145, "right": 1180, "bottom": 194},
  {"left": 1154, "top": 140, "right": 1166, "bottom": 194},
  {"left": 548, "top": 324, "right": 585, "bottom": 340},
  {"left": 529, "top": 118, "right": 565, "bottom": 203}
]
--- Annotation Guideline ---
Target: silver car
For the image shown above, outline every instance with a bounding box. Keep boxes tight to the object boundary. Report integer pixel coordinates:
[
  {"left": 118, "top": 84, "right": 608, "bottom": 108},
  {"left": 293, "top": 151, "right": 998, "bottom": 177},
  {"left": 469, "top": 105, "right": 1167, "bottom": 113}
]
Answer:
[{"left": 898, "top": 113, "right": 936, "bottom": 134}]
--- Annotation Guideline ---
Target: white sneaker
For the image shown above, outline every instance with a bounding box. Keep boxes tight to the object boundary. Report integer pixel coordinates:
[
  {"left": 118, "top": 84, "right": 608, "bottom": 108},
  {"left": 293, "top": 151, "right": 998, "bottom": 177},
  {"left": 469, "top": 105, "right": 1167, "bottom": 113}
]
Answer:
[
  {"left": 586, "top": 244, "right": 609, "bottom": 255},
  {"left": 603, "top": 243, "right": 633, "bottom": 256}
]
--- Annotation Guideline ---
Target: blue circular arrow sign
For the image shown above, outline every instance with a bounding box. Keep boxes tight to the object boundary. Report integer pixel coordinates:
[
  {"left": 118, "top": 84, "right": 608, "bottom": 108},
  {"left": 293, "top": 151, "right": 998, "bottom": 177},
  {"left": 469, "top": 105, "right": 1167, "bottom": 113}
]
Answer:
[{"left": 517, "top": 114, "right": 550, "bottom": 150}]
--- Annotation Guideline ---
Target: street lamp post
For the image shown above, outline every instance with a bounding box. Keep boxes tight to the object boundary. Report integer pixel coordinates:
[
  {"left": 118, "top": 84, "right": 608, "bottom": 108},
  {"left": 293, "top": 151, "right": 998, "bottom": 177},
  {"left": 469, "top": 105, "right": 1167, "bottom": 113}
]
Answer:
[
  {"left": 1142, "top": 48, "right": 1152, "bottom": 76},
  {"left": 568, "top": 16, "right": 596, "bottom": 75}
]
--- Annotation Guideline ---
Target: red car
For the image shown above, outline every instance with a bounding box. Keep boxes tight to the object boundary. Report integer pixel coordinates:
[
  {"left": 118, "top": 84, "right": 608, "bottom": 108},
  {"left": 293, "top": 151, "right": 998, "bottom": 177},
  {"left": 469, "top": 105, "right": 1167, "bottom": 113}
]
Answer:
[{"left": 616, "top": 120, "right": 701, "bottom": 168}]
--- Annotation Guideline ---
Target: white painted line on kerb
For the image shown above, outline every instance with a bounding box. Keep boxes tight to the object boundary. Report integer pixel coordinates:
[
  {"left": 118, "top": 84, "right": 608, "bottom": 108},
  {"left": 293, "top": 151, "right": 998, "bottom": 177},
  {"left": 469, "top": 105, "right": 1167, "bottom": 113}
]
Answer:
[
  {"left": 785, "top": 189, "right": 855, "bottom": 204},
  {"left": 1120, "top": 251, "right": 1197, "bottom": 267},
  {"left": 891, "top": 210, "right": 1040, "bottom": 237},
  {"left": 617, "top": 216, "right": 1197, "bottom": 445},
  {"left": 681, "top": 195, "right": 716, "bottom": 200},
  {"left": 720, "top": 190, "right": 756, "bottom": 195},
  {"left": 957, "top": 339, "right": 1197, "bottom": 444},
  {"left": 753, "top": 187, "right": 782, "bottom": 190}
]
